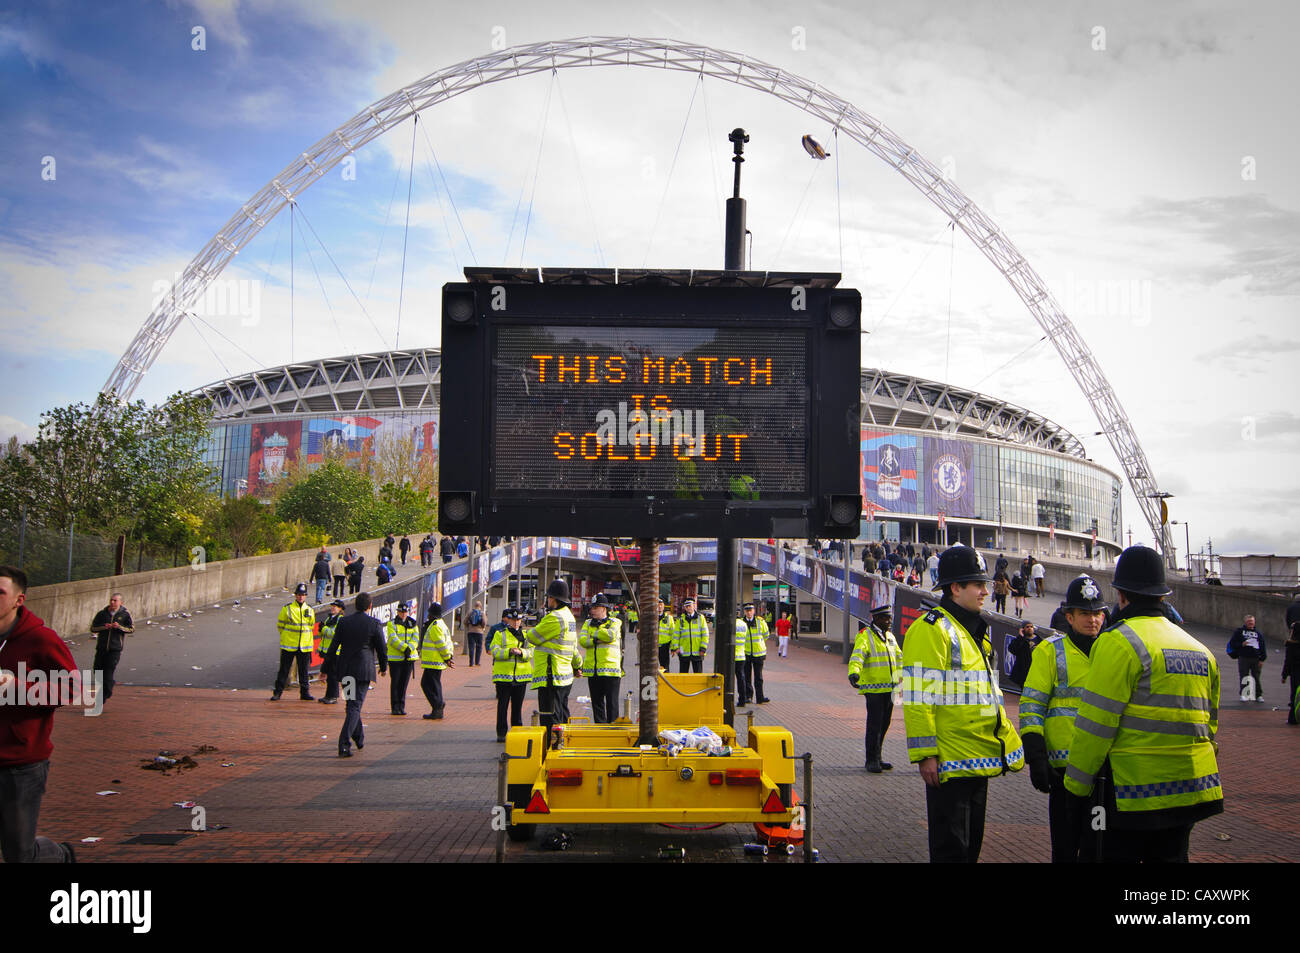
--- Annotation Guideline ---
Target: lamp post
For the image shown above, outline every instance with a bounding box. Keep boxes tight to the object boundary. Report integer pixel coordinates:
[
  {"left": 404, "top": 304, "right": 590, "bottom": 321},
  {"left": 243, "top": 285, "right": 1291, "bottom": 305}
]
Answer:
[{"left": 1170, "top": 520, "right": 1192, "bottom": 578}]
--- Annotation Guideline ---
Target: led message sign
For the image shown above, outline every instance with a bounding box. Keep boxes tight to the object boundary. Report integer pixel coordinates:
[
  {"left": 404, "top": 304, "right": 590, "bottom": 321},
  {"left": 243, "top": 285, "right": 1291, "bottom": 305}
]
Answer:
[{"left": 438, "top": 273, "right": 861, "bottom": 539}]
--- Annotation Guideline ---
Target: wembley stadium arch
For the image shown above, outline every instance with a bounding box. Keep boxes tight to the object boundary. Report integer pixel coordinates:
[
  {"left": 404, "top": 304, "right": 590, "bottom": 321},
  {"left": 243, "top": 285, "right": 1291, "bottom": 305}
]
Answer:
[{"left": 104, "top": 36, "right": 1171, "bottom": 557}]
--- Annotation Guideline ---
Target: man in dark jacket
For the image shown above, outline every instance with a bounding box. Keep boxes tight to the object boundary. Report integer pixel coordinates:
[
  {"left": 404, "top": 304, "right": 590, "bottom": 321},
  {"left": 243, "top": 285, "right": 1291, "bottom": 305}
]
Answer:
[
  {"left": 346, "top": 554, "right": 365, "bottom": 595},
  {"left": 325, "top": 592, "right": 388, "bottom": 757},
  {"left": 1008, "top": 622, "right": 1037, "bottom": 686},
  {"left": 89, "top": 592, "right": 133, "bottom": 703},
  {"left": 440, "top": 535, "right": 455, "bottom": 564},
  {"left": 398, "top": 535, "right": 411, "bottom": 565},
  {"left": 310, "top": 554, "right": 331, "bottom": 604},
  {"left": 1227, "top": 615, "right": 1267, "bottom": 702},
  {"left": 0, "top": 566, "right": 77, "bottom": 863}
]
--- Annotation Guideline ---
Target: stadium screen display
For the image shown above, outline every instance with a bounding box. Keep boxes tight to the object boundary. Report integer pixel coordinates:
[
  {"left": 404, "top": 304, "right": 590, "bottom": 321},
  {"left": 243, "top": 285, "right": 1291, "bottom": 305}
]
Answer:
[{"left": 438, "top": 276, "right": 861, "bottom": 538}]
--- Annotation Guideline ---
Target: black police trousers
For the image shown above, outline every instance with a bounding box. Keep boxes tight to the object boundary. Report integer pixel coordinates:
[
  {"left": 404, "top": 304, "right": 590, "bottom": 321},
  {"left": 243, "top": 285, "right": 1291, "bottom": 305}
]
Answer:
[
  {"left": 588, "top": 675, "right": 620, "bottom": 724},
  {"left": 925, "top": 776, "right": 987, "bottom": 863},
  {"left": 864, "top": 692, "right": 893, "bottom": 765},
  {"left": 1048, "top": 773, "right": 1097, "bottom": 863},
  {"left": 494, "top": 681, "right": 526, "bottom": 738},
  {"left": 389, "top": 660, "right": 413, "bottom": 713}
]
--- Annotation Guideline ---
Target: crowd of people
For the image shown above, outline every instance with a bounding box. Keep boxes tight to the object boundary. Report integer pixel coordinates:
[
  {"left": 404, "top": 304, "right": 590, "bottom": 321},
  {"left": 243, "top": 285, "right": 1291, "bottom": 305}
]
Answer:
[{"left": 4, "top": 529, "right": 1300, "bottom": 865}]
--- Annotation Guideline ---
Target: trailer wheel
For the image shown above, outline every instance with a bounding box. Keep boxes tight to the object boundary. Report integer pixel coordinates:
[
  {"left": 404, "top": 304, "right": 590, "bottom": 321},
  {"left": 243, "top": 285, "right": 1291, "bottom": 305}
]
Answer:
[{"left": 506, "top": 783, "right": 536, "bottom": 842}]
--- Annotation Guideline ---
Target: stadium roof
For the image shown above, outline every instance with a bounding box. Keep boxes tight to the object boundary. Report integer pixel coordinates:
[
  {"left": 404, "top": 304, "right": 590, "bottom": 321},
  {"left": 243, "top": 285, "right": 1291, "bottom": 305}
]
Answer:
[{"left": 196, "top": 350, "right": 1085, "bottom": 458}]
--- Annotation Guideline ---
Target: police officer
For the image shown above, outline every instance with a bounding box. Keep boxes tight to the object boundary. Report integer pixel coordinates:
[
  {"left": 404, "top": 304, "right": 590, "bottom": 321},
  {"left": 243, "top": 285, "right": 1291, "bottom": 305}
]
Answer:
[
  {"left": 527, "top": 579, "right": 580, "bottom": 731},
  {"left": 656, "top": 599, "right": 677, "bottom": 672},
  {"left": 1063, "top": 546, "right": 1224, "bottom": 863},
  {"left": 1020, "top": 575, "right": 1107, "bottom": 862},
  {"left": 488, "top": 607, "right": 532, "bottom": 741},
  {"left": 271, "top": 583, "right": 316, "bottom": 701},
  {"left": 849, "top": 603, "right": 900, "bottom": 773},
  {"left": 624, "top": 601, "right": 639, "bottom": 638},
  {"left": 385, "top": 601, "right": 420, "bottom": 715},
  {"left": 419, "top": 601, "right": 455, "bottom": 719},
  {"left": 318, "top": 599, "right": 346, "bottom": 704},
  {"left": 674, "top": 597, "right": 709, "bottom": 674},
  {"left": 901, "top": 546, "right": 1024, "bottom": 863},
  {"left": 734, "top": 607, "right": 751, "bottom": 706},
  {"left": 743, "top": 602, "right": 770, "bottom": 704},
  {"left": 579, "top": 594, "right": 623, "bottom": 724}
]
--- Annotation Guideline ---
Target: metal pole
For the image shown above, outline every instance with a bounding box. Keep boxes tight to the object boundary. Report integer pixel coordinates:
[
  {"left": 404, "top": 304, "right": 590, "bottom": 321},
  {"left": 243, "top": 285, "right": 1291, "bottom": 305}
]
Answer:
[
  {"left": 717, "top": 537, "right": 737, "bottom": 729},
  {"left": 17, "top": 505, "right": 25, "bottom": 568},
  {"left": 495, "top": 752, "right": 508, "bottom": 864},
  {"left": 67, "top": 518, "right": 75, "bottom": 582},
  {"left": 840, "top": 546, "right": 852, "bottom": 662},
  {"left": 1185, "top": 523, "right": 1192, "bottom": 579},
  {"left": 802, "top": 751, "right": 814, "bottom": 863}
]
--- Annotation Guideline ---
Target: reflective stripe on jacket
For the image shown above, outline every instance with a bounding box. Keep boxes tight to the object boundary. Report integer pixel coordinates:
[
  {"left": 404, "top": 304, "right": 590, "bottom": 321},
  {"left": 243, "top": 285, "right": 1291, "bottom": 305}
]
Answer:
[
  {"left": 848, "top": 625, "right": 901, "bottom": 695},
  {"left": 1063, "top": 615, "right": 1222, "bottom": 815},
  {"left": 733, "top": 620, "right": 749, "bottom": 662},
  {"left": 386, "top": 617, "right": 421, "bottom": 662},
  {"left": 744, "top": 616, "right": 769, "bottom": 657},
  {"left": 674, "top": 614, "right": 709, "bottom": 656},
  {"left": 658, "top": 613, "right": 677, "bottom": 646},
  {"left": 318, "top": 614, "right": 341, "bottom": 655},
  {"left": 527, "top": 606, "right": 579, "bottom": 689},
  {"left": 420, "top": 619, "right": 454, "bottom": 670},
  {"left": 277, "top": 602, "right": 315, "bottom": 652},
  {"left": 900, "top": 606, "right": 1024, "bottom": 781},
  {"left": 1019, "top": 634, "right": 1091, "bottom": 767},
  {"left": 488, "top": 623, "right": 533, "bottom": 683},
  {"left": 579, "top": 617, "right": 623, "bottom": 677}
]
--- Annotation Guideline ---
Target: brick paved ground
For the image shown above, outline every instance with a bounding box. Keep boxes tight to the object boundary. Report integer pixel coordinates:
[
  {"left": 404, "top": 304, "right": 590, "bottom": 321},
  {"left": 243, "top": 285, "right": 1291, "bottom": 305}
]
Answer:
[{"left": 34, "top": 614, "right": 1298, "bottom": 863}]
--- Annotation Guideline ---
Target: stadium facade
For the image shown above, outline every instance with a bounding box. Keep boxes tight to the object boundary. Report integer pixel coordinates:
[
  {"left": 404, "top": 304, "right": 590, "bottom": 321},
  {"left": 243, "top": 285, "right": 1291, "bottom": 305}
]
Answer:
[{"left": 195, "top": 349, "right": 1123, "bottom": 560}]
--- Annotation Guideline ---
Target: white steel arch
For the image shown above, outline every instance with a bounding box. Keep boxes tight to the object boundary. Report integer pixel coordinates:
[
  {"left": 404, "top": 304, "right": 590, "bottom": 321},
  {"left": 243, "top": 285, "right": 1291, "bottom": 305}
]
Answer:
[{"left": 103, "top": 35, "right": 1173, "bottom": 556}]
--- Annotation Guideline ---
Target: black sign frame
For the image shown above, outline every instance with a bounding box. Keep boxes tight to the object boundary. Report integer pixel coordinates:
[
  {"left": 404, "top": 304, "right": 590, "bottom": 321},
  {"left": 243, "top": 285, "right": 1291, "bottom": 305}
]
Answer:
[{"left": 439, "top": 275, "right": 861, "bottom": 539}]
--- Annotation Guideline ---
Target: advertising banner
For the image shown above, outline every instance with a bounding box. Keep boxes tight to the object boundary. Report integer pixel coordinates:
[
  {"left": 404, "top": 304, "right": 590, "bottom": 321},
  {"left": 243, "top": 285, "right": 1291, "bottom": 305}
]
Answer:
[
  {"left": 923, "top": 437, "right": 975, "bottom": 518},
  {"left": 862, "top": 429, "right": 920, "bottom": 512},
  {"left": 247, "top": 420, "right": 302, "bottom": 496}
]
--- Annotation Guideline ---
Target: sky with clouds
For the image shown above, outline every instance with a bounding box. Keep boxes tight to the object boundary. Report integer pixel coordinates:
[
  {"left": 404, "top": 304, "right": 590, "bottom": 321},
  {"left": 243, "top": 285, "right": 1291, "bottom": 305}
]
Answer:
[{"left": 1, "top": 0, "right": 1296, "bottom": 560}]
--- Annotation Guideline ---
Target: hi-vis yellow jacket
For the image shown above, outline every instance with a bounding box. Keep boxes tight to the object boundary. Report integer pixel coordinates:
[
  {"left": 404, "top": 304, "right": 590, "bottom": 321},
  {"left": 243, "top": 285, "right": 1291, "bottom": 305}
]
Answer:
[
  {"left": 848, "top": 624, "right": 901, "bottom": 695},
  {"left": 1063, "top": 614, "right": 1222, "bottom": 816},
  {"left": 579, "top": 617, "right": 623, "bottom": 677},
  {"left": 1019, "top": 633, "right": 1091, "bottom": 768},
  {"left": 527, "top": 606, "right": 580, "bottom": 689},
  {"left": 674, "top": 614, "right": 709, "bottom": 656},
  {"left": 900, "top": 606, "right": 1025, "bottom": 781},
  {"left": 277, "top": 601, "right": 315, "bottom": 652}
]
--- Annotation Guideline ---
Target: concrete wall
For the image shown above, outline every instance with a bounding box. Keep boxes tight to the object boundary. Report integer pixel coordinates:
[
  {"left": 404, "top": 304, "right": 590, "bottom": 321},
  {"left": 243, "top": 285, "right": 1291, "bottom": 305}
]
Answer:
[
  {"left": 976, "top": 549, "right": 1296, "bottom": 638},
  {"left": 25, "top": 537, "right": 388, "bottom": 639}
]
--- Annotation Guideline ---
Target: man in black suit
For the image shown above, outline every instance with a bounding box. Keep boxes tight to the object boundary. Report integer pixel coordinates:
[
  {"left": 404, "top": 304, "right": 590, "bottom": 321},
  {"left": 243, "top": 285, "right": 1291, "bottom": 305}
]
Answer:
[{"left": 325, "top": 592, "right": 388, "bottom": 758}]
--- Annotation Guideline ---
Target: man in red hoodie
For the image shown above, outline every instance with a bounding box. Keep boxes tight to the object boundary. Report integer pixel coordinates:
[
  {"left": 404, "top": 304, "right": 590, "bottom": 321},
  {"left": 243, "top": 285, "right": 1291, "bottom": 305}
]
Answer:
[{"left": 0, "top": 565, "right": 77, "bottom": 863}]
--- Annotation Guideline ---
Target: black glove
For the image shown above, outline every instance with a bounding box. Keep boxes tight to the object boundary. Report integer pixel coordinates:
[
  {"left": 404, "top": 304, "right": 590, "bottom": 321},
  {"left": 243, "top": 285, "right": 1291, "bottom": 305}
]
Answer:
[
  {"left": 848, "top": 673, "right": 860, "bottom": 688},
  {"left": 1022, "top": 732, "right": 1052, "bottom": 793}
]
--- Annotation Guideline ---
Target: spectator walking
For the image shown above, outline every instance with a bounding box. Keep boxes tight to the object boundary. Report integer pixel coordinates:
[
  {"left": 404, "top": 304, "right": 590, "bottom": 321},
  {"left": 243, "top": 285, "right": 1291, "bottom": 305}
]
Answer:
[
  {"left": 465, "top": 600, "right": 487, "bottom": 667},
  {"left": 419, "top": 535, "right": 434, "bottom": 567},
  {"left": 1011, "top": 571, "right": 1029, "bottom": 619},
  {"left": 992, "top": 571, "right": 1010, "bottom": 615},
  {"left": 346, "top": 553, "right": 365, "bottom": 595},
  {"left": 775, "top": 611, "right": 792, "bottom": 657},
  {"left": 439, "top": 535, "right": 455, "bottom": 565},
  {"left": 324, "top": 592, "right": 387, "bottom": 757},
  {"left": 399, "top": 535, "right": 411, "bottom": 565},
  {"left": 0, "top": 565, "right": 77, "bottom": 863},
  {"left": 311, "top": 551, "right": 331, "bottom": 604},
  {"left": 1227, "top": 615, "right": 1267, "bottom": 702},
  {"left": 1032, "top": 560, "right": 1046, "bottom": 598},
  {"left": 89, "top": 592, "right": 133, "bottom": 704},
  {"left": 1282, "top": 596, "right": 1300, "bottom": 724},
  {"left": 456, "top": 537, "right": 469, "bottom": 559},
  {"left": 1007, "top": 622, "right": 1037, "bottom": 686},
  {"left": 332, "top": 551, "right": 347, "bottom": 598},
  {"left": 927, "top": 551, "right": 939, "bottom": 586}
]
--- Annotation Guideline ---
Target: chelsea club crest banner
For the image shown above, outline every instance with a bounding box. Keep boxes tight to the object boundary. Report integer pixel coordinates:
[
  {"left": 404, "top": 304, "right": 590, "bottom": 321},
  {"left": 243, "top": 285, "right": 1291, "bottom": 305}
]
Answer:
[{"left": 923, "top": 437, "right": 975, "bottom": 518}]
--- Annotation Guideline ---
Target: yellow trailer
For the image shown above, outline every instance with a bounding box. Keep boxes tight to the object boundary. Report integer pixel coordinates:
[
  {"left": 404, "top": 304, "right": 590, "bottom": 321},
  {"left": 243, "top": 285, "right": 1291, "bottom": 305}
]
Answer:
[{"left": 499, "top": 673, "right": 799, "bottom": 845}]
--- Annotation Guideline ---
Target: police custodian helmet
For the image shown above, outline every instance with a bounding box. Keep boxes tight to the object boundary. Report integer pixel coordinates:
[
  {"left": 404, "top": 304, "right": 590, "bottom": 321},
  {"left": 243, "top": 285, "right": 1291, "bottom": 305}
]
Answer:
[
  {"left": 1111, "top": 545, "right": 1173, "bottom": 597},
  {"left": 547, "top": 578, "right": 571, "bottom": 603},
  {"left": 933, "top": 546, "right": 991, "bottom": 590},
  {"left": 1063, "top": 575, "right": 1108, "bottom": 611}
]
